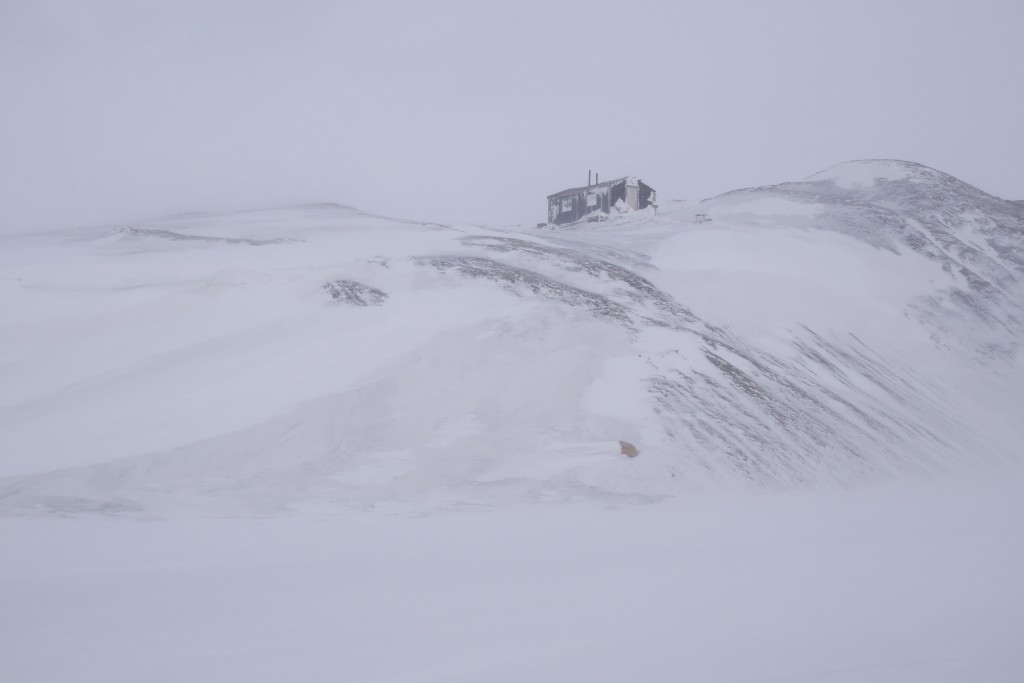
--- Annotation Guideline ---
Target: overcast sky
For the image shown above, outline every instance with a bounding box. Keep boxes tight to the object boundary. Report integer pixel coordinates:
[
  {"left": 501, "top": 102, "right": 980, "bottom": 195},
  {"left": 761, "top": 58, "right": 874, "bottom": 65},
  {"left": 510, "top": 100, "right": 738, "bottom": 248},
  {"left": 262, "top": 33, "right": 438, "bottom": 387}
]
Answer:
[{"left": 2, "top": 0, "right": 1022, "bottom": 232}]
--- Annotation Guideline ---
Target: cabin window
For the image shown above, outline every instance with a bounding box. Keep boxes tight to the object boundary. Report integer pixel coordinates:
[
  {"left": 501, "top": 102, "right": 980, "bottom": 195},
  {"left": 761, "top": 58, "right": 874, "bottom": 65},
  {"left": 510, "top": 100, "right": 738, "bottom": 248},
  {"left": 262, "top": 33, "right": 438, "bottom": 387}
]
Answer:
[
  {"left": 586, "top": 193, "right": 598, "bottom": 207},
  {"left": 560, "top": 197, "right": 572, "bottom": 212}
]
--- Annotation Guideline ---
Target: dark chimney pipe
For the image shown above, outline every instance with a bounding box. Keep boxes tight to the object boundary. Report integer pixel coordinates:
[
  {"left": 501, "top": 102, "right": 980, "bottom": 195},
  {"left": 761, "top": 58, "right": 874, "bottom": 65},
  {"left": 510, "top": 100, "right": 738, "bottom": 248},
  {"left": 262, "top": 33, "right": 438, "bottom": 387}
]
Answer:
[
  {"left": 588, "top": 170, "right": 591, "bottom": 187},
  {"left": 596, "top": 173, "right": 599, "bottom": 185}
]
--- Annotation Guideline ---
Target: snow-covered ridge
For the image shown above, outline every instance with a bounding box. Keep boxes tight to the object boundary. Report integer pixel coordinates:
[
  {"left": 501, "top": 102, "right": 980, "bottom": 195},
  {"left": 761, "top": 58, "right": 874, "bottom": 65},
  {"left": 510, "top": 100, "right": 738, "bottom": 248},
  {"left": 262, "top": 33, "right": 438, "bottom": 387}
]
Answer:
[
  {"left": 706, "top": 159, "right": 1024, "bottom": 357},
  {"left": 0, "top": 160, "right": 1021, "bottom": 517},
  {"left": 806, "top": 158, "right": 918, "bottom": 188}
]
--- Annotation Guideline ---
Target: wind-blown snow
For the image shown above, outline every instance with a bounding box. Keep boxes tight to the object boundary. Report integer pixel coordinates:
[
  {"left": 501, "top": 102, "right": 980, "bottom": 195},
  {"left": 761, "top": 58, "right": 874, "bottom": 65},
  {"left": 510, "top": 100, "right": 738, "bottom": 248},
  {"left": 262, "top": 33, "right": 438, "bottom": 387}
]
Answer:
[
  {"left": 2, "top": 162, "right": 1024, "bottom": 508},
  {"left": 2, "top": 161, "right": 1023, "bottom": 681},
  {"left": 806, "top": 159, "right": 914, "bottom": 188}
]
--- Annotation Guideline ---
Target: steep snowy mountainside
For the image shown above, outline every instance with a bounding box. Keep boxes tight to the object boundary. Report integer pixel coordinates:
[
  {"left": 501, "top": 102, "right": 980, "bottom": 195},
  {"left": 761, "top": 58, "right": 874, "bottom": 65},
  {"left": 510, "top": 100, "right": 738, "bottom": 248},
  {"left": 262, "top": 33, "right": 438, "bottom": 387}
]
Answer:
[
  {"left": 1, "top": 162, "right": 1022, "bottom": 517},
  {"left": 692, "top": 159, "right": 1024, "bottom": 357}
]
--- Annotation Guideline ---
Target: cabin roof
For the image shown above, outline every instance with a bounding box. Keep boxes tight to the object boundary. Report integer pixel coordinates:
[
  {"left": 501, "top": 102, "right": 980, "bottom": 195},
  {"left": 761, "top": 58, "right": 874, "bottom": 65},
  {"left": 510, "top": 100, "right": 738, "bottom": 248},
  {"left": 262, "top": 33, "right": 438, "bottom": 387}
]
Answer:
[
  {"left": 546, "top": 177, "right": 629, "bottom": 200},
  {"left": 547, "top": 177, "right": 655, "bottom": 200}
]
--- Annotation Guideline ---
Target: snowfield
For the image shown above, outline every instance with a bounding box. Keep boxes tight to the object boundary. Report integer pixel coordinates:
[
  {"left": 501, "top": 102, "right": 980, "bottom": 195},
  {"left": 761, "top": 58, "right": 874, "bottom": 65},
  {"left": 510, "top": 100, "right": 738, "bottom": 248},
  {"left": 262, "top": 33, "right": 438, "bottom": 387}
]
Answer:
[
  {"left": 1, "top": 160, "right": 1023, "bottom": 681},
  {"left": 3, "top": 480, "right": 1023, "bottom": 683}
]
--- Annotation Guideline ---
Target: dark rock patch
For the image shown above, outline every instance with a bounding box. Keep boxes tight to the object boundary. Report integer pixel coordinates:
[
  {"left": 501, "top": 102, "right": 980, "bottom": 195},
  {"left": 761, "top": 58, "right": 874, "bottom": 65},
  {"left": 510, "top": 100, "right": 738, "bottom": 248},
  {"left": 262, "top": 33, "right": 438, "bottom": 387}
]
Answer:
[{"left": 324, "top": 280, "right": 388, "bottom": 306}]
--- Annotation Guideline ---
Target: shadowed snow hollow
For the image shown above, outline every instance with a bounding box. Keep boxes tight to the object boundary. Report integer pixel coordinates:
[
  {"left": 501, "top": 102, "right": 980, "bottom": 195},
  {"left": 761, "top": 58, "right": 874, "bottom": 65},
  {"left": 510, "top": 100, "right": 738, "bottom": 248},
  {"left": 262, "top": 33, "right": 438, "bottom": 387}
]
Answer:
[{"left": 1, "top": 162, "right": 1022, "bottom": 516}]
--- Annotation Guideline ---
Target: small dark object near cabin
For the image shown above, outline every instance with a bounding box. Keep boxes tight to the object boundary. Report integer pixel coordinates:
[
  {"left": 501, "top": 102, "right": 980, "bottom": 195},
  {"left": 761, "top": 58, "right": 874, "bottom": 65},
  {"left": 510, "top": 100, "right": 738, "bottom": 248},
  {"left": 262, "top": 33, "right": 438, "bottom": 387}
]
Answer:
[{"left": 619, "top": 440, "right": 639, "bottom": 457}]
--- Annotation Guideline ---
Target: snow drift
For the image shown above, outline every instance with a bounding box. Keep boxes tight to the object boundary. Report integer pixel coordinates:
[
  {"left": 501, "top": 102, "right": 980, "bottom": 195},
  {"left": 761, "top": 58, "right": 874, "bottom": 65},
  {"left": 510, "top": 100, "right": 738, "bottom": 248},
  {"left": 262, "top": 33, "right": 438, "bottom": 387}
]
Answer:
[{"left": 1, "top": 160, "right": 1022, "bottom": 516}]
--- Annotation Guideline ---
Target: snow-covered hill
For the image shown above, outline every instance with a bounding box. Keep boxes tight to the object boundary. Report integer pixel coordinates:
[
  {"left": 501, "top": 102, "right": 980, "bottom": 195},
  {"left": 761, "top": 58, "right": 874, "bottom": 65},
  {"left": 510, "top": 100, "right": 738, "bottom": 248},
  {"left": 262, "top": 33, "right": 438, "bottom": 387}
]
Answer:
[
  {"left": 1, "top": 160, "right": 1022, "bottom": 517},
  {"left": 3, "top": 161, "right": 1024, "bottom": 683}
]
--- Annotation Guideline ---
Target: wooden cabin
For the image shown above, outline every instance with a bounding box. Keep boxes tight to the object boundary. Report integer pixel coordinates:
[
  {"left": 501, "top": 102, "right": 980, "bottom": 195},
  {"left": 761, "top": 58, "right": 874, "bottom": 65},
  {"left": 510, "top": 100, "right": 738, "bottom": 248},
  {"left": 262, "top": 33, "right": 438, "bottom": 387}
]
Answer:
[{"left": 546, "top": 174, "right": 656, "bottom": 226}]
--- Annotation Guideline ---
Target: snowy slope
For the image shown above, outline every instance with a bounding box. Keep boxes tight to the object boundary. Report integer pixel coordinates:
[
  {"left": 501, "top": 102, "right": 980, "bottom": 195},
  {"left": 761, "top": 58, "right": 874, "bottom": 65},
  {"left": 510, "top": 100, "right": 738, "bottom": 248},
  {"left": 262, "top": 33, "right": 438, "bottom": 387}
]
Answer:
[
  {"left": 1, "top": 161, "right": 1022, "bottom": 517},
  {"left": 3, "top": 161, "right": 1024, "bottom": 683}
]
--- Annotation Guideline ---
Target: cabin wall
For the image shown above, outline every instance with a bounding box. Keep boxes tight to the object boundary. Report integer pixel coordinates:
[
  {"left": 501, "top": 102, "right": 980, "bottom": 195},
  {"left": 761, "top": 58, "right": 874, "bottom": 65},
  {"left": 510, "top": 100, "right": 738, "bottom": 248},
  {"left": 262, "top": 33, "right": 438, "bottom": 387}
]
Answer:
[
  {"left": 549, "top": 194, "right": 586, "bottom": 225},
  {"left": 547, "top": 179, "right": 650, "bottom": 226},
  {"left": 609, "top": 182, "right": 626, "bottom": 210},
  {"left": 549, "top": 181, "right": 624, "bottom": 225},
  {"left": 638, "top": 180, "right": 656, "bottom": 210},
  {"left": 626, "top": 184, "right": 639, "bottom": 210}
]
